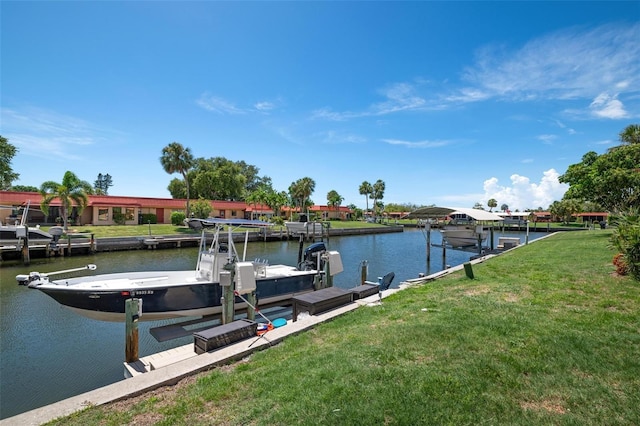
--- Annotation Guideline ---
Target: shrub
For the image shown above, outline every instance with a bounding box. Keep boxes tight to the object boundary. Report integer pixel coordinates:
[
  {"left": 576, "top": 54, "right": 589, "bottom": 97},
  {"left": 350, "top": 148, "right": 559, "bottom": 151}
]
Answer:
[
  {"left": 609, "top": 208, "right": 640, "bottom": 281},
  {"left": 191, "top": 198, "right": 213, "bottom": 219},
  {"left": 113, "top": 211, "right": 126, "bottom": 225},
  {"left": 141, "top": 213, "right": 157, "bottom": 224},
  {"left": 171, "top": 211, "right": 186, "bottom": 226},
  {"left": 613, "top": 253, "right": 629, "bottom": 276}
]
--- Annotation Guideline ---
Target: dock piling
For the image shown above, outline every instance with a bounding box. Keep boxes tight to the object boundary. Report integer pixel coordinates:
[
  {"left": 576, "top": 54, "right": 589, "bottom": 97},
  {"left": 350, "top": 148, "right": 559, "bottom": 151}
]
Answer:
[{"left": 125, "top": 298, "right": 141, "bottom": 363}]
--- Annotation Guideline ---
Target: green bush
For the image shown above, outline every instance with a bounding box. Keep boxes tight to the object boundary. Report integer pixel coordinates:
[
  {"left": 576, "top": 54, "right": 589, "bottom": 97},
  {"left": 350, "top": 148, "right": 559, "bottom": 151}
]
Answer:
[
  {"left": 171, "top": 211, "right": 186, "bottom": 226},
  {"left": 191, "top": 198, "right": 213, "bottom": 219},
  {"left": 270, "top": 216, "right": 284, "bottom": 226},
  {"left": 113, "top": 211, "right": 126, "bottom": 225},
  {"left": 610, "top": 208, "right": 640, "bottom": 281},
  {"left": 141, "top": 213, "right": 157, "bottom": 224}
]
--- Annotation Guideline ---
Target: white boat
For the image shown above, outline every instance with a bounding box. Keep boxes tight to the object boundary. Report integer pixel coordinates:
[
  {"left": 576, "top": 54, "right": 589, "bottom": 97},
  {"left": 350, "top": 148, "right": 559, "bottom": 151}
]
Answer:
[
  {"left": 17, "top": 218, "right": 344, "bottom": 322},
  {"left": 406, "top": 206, "right": 504, "bottom": 249},
  {"left": 0, "top": 200, "right": 57, "bottom": 246},
  {"left": 440, "top": 225, "right": 488, "bottom": 248},
  {"left": 0, "top": 224, "right": 54, "bottom": 246}
]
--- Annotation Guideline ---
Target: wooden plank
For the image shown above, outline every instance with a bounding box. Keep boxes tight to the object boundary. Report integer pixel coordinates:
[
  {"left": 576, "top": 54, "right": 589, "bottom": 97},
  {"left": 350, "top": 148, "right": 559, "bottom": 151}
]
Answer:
[{"left": 292, "top": 287, "right": 352, "bottom": 321}]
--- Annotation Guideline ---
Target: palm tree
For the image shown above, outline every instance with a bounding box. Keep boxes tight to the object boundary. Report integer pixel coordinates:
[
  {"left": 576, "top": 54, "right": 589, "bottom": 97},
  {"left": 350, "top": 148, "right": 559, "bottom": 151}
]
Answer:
[
  {"left": 501, "top": 203, "right": 509, "bottom": 213},
  {"left": 619, "top": 124, "right": 640, "bottom": 145},
  {"left": 371, "top": 179, "right": 385, "bottom": 217},
  {"left": 40, "top": 171, "right": 92, "bottom": 231},
  {"left": 160, "top": 142, "right": 195, "bottom": 217},
  {"left": 289, "top": 177, "right": 315, "bottom": 220},
  {"left": 327, "top": 190, "right": 344, "bottom": 219},
  {"left": 359, "top": 181, "right": 373, "bottom": 216},
  {"left": 487, "top": 198, "right": 497, "bottom": 212}
]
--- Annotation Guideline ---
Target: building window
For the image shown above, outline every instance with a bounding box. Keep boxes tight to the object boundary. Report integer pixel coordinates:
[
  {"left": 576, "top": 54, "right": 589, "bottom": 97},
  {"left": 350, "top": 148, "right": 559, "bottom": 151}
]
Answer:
[
  {"left": 98, "top": 208, "right": 109, "bottom": 221},
  {"left": 231, "top": 210, "right": 237, "bottom": 217},
  {"left": 125, "top": 208, "right": 135, "bottom": 221}
]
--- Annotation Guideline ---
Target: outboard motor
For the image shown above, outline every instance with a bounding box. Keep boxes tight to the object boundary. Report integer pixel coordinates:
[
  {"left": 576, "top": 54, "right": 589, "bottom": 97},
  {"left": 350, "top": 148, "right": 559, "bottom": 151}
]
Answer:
[
  {"left": 16, "top": 272, "right": 45, "bottom": 287},
  {"left": 299, "top": 242, "right": 327, "bottom": 270}
]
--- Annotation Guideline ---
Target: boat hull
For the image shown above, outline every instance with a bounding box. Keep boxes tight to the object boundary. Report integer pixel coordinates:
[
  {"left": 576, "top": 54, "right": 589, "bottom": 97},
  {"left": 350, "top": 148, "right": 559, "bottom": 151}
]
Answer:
[
  {"left": 440, "top": 228, "right": 488, "bottom": 248},
  {"left": 0, "top": 226, "right": 53, "bottom": 246},
  {"left": 35, "top": 269, "right": 319, "bottom": 322}
]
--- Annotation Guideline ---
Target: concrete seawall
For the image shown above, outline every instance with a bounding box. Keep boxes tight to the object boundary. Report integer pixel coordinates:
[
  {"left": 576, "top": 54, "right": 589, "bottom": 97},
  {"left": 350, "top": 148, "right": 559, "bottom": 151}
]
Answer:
[{"left": 1, "top": 226, "right": 405, "bottom": 261}]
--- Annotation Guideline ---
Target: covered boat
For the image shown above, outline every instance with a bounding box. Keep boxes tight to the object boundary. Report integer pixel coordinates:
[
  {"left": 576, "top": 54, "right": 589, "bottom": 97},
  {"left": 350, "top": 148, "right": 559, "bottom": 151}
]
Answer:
[{"left": 406, "top": 206, "right": 503, "bottom": 248}]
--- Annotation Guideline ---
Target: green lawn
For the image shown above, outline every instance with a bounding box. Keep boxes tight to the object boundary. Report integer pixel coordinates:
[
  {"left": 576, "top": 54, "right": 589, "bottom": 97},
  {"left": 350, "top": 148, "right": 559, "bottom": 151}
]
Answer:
[
  {"left": 49, "top": 230, "right": 639, "bottom": 425},
  {"left": 42, "top": 220, "right": 388, "bottom": 238}
]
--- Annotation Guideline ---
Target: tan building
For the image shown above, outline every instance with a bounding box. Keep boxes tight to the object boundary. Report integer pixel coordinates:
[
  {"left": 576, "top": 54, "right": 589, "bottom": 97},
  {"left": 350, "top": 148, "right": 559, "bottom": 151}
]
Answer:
[{"left": 0, "top": 191, "right": 353, "bottom": 226}]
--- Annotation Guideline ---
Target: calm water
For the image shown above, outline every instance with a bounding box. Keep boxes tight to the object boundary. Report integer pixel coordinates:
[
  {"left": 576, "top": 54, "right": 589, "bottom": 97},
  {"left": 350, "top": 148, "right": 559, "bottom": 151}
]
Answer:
[{"left": 0, "top": 228, "right": 543, "bottom": 419}]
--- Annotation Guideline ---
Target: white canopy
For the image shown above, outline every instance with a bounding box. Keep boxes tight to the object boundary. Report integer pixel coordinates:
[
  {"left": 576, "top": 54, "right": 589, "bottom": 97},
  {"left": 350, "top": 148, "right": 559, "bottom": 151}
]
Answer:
[{"left": 405, "top": 206, "right": 504, "bottom": 221}]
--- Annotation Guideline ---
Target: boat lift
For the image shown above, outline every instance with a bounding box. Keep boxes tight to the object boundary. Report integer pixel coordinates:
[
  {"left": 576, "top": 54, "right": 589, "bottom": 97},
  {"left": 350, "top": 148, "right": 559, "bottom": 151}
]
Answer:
[{"left": 405, "top": 206, "right": 504, "bottom": 275}]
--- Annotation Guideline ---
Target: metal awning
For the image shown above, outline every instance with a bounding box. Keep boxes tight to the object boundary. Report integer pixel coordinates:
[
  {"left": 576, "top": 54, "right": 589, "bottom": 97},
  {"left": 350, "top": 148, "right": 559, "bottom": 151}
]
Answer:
[
  {"left": 405, "top": 206, "right": 504, "bottom": 221},
  {"left": 186, "top": 218, "right": 273, "bottom": 230}
]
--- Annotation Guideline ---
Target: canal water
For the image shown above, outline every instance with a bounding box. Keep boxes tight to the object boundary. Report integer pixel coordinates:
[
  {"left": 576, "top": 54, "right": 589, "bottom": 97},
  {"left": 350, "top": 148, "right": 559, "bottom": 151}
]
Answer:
[{"left": 0, "top": 228, "right": 544, "bottom": 419}]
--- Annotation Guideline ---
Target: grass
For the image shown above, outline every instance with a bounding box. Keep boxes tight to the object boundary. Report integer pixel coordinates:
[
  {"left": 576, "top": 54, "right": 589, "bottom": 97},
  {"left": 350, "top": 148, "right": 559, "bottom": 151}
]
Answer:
[
  {"left": 40, "top": 220, "right": 388, "bottom": 239},
  {"left": 47, "top": 230, "right": 639, "bottom": 425},
  {"left": 40, "top": 219, "right": 578, "bottom": 239}
]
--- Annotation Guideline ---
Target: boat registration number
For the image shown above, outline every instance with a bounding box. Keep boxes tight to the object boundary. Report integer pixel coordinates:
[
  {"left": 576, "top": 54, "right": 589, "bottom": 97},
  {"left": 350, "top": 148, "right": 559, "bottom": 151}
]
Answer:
[{"left": 132, "top": 290, "right": 154, "bottom": 295}]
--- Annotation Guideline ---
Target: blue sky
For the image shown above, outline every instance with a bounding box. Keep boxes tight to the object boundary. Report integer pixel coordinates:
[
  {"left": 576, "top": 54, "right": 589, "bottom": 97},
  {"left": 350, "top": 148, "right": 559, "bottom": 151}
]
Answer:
[{"left": 2, "top": 1, "right": 638, "bottom": 211}]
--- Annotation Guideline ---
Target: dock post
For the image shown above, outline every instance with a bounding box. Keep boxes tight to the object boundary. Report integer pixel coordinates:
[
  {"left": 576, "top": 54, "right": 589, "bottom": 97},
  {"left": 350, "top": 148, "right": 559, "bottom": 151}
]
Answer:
[
  {"left": 221, "top": 267, "right": 235, "bottom": 325},
  {"left": 442, "top": 244, "right": 447, "bottom": 270},
  {"left": 426, "top": 223, "right": 431, "bottom": 263},
  {"left": 324, "top": 255, "right": 333, "bottom": 288},
  {"left": 21, "top": 225, "right": 30, "bottom": 266},
  {"left": 490, "top": 227, "right": 495, "bottom": 250},
  {"left": 246, "top": 291, "right": 256, "bottom": 321},
  {"left": 360, "top": 260, "right": 368, "bottom": 285},
  {"left": 125, "top": 298, "right": 141, "bottom": 363},
  {"left": 90, "top": 233, "right": 96, "bottom": 253}
]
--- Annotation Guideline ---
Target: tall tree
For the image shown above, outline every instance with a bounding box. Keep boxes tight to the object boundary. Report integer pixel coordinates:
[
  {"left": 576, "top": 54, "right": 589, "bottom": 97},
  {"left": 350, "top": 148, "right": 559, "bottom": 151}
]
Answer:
[
  {"left": 487, "top": 198, "right": 498, "bottom": 212},
  {"left": 93, "top": 173, "right": 113, "bottom": 195},
  {"left": 327, "top": 190, "right": 344, "bottom": 219},
  {"left": 40, "top": 171, "right": 93, "bottom": 231},
  {"left": 618, "top": 124, "right": 640, "bottom": 146},
  {"left": 560, "top": 124, "right": 640, "bottom": 212},
  {"left": 359, "top": 181, "right": 373, "bottom": 215},
  {"left": 0, "top": 135, "right": 19, "bottom": 190},
  {"left": 266, "top": 190, "right": 289, "bottom": 220},
  {"left": 289, "top": 177, "right": 315, "bottom": 219},
  {"left": 501, "top": 203, "right": 509, "bottom": 212},
  {"left": 160, "top": 142, "right": 195, "bottom": 217},
  {"left": 371, "top": 180, "right": 385, "bottom": 216},
  {"left": 549, "top": 199, "right": 582, "bottom": 224}
]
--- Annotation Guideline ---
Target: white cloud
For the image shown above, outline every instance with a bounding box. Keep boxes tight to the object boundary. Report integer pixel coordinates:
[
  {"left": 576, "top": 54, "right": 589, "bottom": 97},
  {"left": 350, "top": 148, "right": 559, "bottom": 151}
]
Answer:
[
  {"left": 311, "top": 23, "right": 639, "bottom": 122},
  {"left": 371, "top": 82, "right": 427, "bottom": 115},
  {"left": 196, "top": 93, "right": 245, "bottom": 114},
  {"left": 254, "top": 101, "right": 276, "bottom": 112},
  {"left": 589, "top": 92, "right": 628, "bottom": 119},
  {"left": 483, "top": 169, "right": 568, "bottom": 210},
  {"left": 381, "top": 138, "right": 453, "bottom": 148},
  {"left": 460, "top": 23, "right": 640, "bottom": 103},
  {"left": 537, "top": 134, "right": 557, "bottom": 145},
  {"left": 1, "top": 107, "right": 114, "bottom": 161}
]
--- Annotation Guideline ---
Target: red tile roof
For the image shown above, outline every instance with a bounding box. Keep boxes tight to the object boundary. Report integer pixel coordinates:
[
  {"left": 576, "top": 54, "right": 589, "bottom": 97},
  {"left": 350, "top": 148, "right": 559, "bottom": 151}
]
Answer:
[{"left": 1, "top": 191, "right": 354, "bottom": 213}]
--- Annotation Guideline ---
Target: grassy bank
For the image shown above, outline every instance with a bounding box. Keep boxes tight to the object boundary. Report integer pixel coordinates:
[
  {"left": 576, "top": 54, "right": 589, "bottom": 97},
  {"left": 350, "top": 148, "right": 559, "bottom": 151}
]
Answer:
[
  {"left": 42, "top": 220, "right": 387, "bottom": 239},
  {"left": 49, "top": 230, "right": 639, "bottom": 425},
  {"left": 44, "top": 219, "right": 586, "bottom": 239}
]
